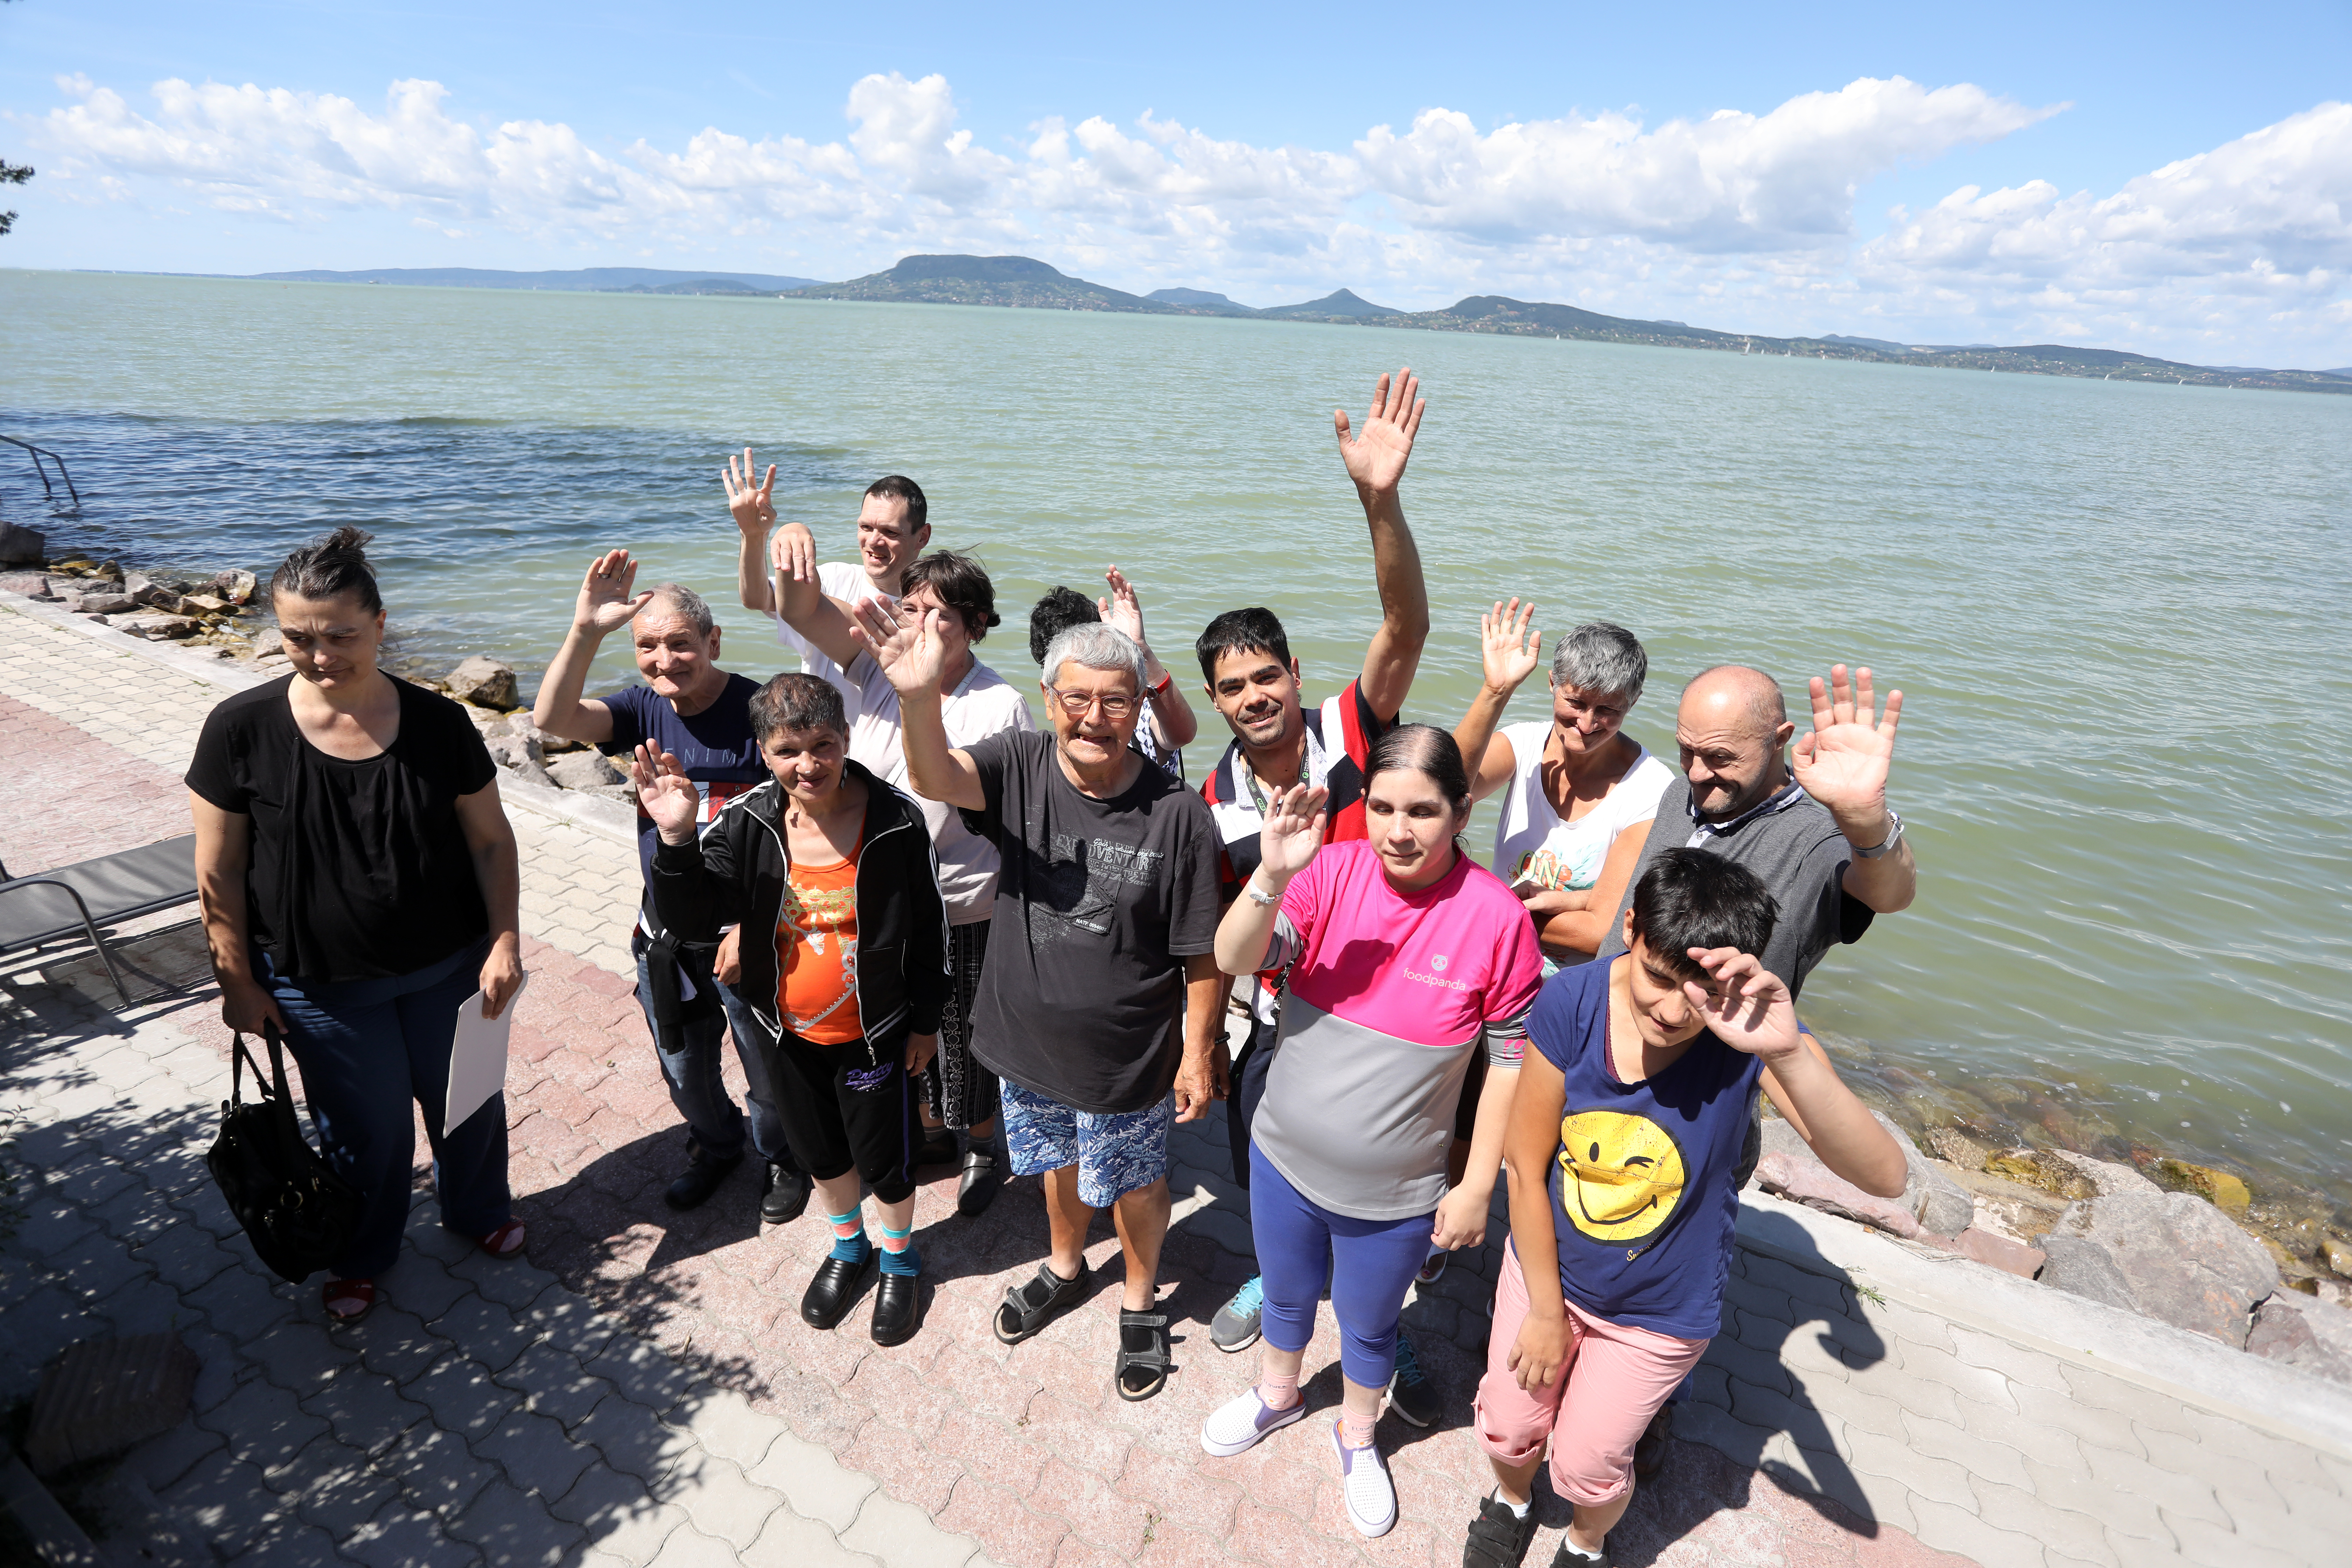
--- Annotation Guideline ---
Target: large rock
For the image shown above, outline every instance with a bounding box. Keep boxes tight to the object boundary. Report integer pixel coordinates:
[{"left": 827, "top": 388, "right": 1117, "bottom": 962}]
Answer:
[
  {"left": 75, "top": 592, "right": 137, "bottom": 615},
  {"left": 1954, "top": 1228, "right": 2045, "bottom": 1278},
  {"left": 0, "top": 520, "right": 46, "bottom": 564},
  {"left": 498, "top": 756, "right": 556, "bottom": 791},
  {"left": 1760, "top": 1112, "right": 1972, "bottom": 1236},
  {"left": 180, "top": 593, "right": 231, "bottom": 615},
  {"left": 0, "top": 571, "right": 52, "bottom": 598},
  {"left": 111, "top": 614, "right": 199, "bottom": 640},
  {"left": 214, "top": 568, "right": 258, "bottom": 604},
  {"left": 445, "top": 656, "right": 519, "bottom": 711},
  {"left": 485, "top": 734, "right": 545, "bottom": 772},
  {"left": 548, "top": 750, "right": 628, "bottom": 791},
  {"left": 1986, "top": 1148, "right": 2098, "bottom": 1200},
  {"left": 2156, "top": 1158, "right": 2252, "bottom": 1217},
  {"left": 2247, "top": 1294, "right": 2352, "bottom": 1386},
  {"left": 1753, "top": 1149, "right": 1924, "bottom": 1239},
  {"left": 2041, "top": 1190, "right": 2279, "bottom": 1345}
]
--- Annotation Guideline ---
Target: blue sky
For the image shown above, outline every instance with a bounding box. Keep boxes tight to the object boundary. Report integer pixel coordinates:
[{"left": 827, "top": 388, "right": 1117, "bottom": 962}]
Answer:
[{"left": 6, "top": 1, "right": 2349, "bottom": 364}]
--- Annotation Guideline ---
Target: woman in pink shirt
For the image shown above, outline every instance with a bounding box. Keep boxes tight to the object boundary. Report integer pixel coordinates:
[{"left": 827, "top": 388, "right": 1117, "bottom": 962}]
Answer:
[{"left": 1199, "top": 725, "right": 1545, "bottom": 1539}]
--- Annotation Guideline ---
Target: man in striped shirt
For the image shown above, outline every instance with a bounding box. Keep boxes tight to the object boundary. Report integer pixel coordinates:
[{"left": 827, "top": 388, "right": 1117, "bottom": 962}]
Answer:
[{"left": 1194, "top": 367, "right": 1437, "bottom": 1421}]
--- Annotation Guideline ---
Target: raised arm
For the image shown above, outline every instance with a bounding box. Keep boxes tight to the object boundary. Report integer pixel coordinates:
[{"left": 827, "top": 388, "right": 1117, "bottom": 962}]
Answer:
[
  {"left": 1336, "top": 367, "right": 1432, "bottom": 720},
  {"left": 1455, "top": 598, "right": 1541, "bottom": 802},
  {"left": 1212, "top": 785, "right": 1327, "bottom": 975},
  {"left": 533, "top": 549, "right": 647, "bottom": 746},
  {"left": 1100, "top": 566, "right": 1198, "bottom": 750},
  {"left": 848, "top": 599, "right": 985, "bottom": 810},
  {"left": 726, "top": 448, "right": 781, "bottom": 614},
  {"left": 1792, "top": 664, "right": 1917, "bottom": 914},
  {"left": 1687, "top": 947, "right": 1906, "bottom": 1198}
]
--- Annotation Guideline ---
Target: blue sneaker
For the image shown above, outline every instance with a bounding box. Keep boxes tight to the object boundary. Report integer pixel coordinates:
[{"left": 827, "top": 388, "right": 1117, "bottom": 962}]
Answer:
[
  {"left": 1386, "top": 1329, "right": 1439, "bottom": 1429},
  {"left": 1211, "top": 1275, "right": 1264, "bottom": 1352}
]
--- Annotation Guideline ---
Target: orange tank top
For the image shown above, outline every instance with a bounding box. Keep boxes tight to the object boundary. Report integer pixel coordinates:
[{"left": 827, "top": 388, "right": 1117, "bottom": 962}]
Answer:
[{"left": 777, "top": 834, "right": 862, "bottom": 1046}]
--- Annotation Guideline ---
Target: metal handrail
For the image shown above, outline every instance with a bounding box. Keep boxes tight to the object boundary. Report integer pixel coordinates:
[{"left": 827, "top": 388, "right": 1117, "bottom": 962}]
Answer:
[{"left": 0, "top": 434, "right": 82, "bottom": 510}]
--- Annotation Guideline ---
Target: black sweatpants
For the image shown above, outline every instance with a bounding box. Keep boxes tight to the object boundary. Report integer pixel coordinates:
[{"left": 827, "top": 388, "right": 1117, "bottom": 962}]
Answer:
[{"left": 768, "top": 1024, "right": 919, "bottom": 1205}]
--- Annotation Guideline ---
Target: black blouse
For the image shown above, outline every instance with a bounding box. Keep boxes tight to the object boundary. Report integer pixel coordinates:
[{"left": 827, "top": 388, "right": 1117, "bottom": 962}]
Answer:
[{"left": 187, "top": 675, "right": 498, "bottom": 983}]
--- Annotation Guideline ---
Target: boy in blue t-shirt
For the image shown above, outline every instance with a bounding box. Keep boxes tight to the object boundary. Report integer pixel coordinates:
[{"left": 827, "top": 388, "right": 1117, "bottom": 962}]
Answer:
[
  {"left": 1463, "top": 849, "right": 1905, "bottom": 1568},
  {"left": 533, "top": 554, "right": 808, "bottom": 1223}
]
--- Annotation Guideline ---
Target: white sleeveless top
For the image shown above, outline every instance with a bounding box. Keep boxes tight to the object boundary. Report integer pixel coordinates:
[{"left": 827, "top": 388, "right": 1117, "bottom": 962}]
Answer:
[{"left": 1491, "top": 721, "right": 1673, "bottom": 891}]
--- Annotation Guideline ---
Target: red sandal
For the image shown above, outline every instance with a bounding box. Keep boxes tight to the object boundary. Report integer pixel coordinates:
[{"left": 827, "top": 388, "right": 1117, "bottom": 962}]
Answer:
[
  {"left": 322, "top": 1277, "right": 377, "bottom": 1322},
  {"left": 477, "top": 1219, "right": 527, "bottom": 1259}
]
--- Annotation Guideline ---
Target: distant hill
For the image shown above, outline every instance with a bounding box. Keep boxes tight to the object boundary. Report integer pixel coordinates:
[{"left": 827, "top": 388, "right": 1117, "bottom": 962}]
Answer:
[
  {"left": 1259, "top": 288, "right": 1403, "bottom": 321},
  {"left": 787, "top": 255, "right": 1183, "bottom": 313},
  {"left": 246, "top": 266, "right": 825, "bottom": 292},
  {"left": 1821, "top": 334, "right": 1917, "bottom": 354},
  {"left": 1146, "top": 287, "right": 1258, "bottom": 315}
]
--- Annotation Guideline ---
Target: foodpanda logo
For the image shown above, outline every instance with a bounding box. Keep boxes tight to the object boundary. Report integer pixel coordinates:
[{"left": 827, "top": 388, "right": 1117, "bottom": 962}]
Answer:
[{"left": 1406, "top": 953, "right": 1466, "bottom": 990}]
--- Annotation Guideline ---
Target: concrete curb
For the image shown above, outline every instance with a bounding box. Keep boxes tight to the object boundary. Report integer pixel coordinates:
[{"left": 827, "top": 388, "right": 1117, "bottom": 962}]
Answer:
[
  {"left": 1735, "top": 1189, "right": 2352, "bottom": 1459},
  {"left": 0, "top": 588, "right": 637, "bottom": 848}
]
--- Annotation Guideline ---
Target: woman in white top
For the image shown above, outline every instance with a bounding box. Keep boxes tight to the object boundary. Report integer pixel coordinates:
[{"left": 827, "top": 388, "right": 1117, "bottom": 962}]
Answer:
[{"left": 1452, "top": 604, "right": 1672, "bottom": 967}]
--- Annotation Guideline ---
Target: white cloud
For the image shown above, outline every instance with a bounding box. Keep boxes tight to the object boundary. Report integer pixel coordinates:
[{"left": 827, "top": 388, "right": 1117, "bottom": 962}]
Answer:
[{"left": 22, "top": 70, "right": 2352, "bottom": 361}]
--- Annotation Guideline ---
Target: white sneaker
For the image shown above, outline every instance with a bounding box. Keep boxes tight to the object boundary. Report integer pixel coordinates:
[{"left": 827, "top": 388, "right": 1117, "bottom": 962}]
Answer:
[
  {"left": 1330, "top": 1420, "right": 1396, "bottom": 1537},
  {"left": 1199, "top": 1387, "right": 1308, "bottom": 1457}
]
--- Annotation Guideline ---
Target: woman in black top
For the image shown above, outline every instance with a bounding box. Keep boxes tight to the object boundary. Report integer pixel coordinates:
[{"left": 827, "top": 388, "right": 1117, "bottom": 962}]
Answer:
[{"left": 187, "top": 527, "right": 525, "bottom": 1323}]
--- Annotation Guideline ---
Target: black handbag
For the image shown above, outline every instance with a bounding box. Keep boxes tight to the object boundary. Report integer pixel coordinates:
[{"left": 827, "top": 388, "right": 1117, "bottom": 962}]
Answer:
[{"left": 205, "top": 1021, "right": 364, "bottom": 1282}]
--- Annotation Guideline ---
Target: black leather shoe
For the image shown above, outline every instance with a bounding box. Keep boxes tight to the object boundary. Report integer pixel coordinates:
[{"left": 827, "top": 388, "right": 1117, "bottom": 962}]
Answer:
[
  {"left": 760, "top": 1162, "right": 811, "bottom": 1225},
  {"left": 871, "top": 1273, "right": 921, "bottom": 1346},
  {"left": 664, "top": 1144, "right": 743, "bottom": 1211},
  {"left": 801, "top": 1250, "right": 877, "bottom": 1330},
  {"left": 956, "top": 1149, "right": 1004, "bottom": 1216}
]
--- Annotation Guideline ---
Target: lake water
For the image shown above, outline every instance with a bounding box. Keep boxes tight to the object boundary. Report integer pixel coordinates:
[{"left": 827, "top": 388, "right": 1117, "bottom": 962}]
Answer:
[{"left": 5, "top": 269, "right": 2348, "bottom": 1218}]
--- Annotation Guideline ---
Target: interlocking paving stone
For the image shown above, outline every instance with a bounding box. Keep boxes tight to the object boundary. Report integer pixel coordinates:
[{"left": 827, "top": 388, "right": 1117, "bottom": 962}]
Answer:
[
  {"left": 344, "top": 1498, "right": 488, "bottom": 1568},
  {"left": 2018, "top": 1455, "right": 2175, "bottom": 1545},
  {"left": 1906, "top": 1495, "right": 2049, "bottom": 1568},
  {"left": 743, "top": 1430, "right": 881, "bottom": 1534},
  {"left": 401, "top": 1350, "right": 526, "bottom": 1441},
  {"left": 496, "top": 1341, "right": 620, "bottom": 1432},
  {"left": 298, "top": 1368, "right": 433, "bottom": 1459},
  {"left": 448, "top": 1474, "right": 590, "bottom": 1566},
  {"left": 664, "top": 1452, "right": 791, "bottom": 1551},
  {"left": 1965, "top": 1475, "right": 2123, "bottom": 1568},
  {"left": 741, "top": 1505, "right": 890, "bottom": 1567},
  {"left": 481, "top": 1403, "right": 601, "bottom": 1499}
]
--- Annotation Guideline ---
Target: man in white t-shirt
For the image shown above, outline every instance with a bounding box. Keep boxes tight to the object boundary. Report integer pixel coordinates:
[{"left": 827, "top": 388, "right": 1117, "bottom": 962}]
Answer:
[
  {"left": 766, "top": 539, "right": 1035, "bottom": 1214},
  {"left": 726, "top": 449, "right": 931, "bottom": 683},
  {"left": 1452, "top": 607, "right": 1671, "bottom": 965}
]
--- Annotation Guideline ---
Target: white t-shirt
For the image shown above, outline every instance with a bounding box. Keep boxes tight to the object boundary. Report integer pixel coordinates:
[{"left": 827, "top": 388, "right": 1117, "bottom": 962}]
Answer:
[
  {"left": 775, "top": 561, "right": 884, "bottom": 684},
  {"left": 1491, "top": 721, "right": 1673, "bottom": 892},
  {"left": 836, "top": 650, "right": 1035, "bottom": 925}
]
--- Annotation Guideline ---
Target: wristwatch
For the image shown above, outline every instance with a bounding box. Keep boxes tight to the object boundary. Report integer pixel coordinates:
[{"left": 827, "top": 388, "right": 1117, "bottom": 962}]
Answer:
[
  {"left": 1853, "top": 809, "right": 1905, "bottom": 860},
  {"left": 1147, "top": 671, "right": 1174, "bottom": 699}
]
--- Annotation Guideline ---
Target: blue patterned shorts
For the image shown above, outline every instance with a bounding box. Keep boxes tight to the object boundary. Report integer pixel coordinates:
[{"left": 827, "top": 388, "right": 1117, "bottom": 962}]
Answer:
[{"left": 999, "top": 1080, "right": 1173, "bottom": 1208}]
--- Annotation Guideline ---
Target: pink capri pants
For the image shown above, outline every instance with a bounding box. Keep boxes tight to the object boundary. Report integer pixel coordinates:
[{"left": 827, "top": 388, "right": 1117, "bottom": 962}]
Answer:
[{"left": 1474, "top": 1240, "right": 1711, "bottom": 1506}]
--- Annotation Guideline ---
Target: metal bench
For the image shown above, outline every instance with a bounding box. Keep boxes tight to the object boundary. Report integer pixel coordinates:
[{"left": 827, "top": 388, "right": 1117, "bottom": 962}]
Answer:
[{"left": 0, "top": 835, "right": 201, "bottom": 1004}]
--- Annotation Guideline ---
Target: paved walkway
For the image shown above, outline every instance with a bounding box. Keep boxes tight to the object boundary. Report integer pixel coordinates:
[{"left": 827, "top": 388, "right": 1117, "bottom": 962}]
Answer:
[{"left": 4, "top": 591, "right": 2350, "bottom": 1568}]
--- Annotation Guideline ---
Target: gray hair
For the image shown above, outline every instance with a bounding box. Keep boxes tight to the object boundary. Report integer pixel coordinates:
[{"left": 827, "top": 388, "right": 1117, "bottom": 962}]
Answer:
[
  {"left": 1551, "top": 621, "right": 1648, "bottom": 706},
  {"left": 1041, "top": 622, "right": 1146, "bottom": 693},
  {"left": 637, "top": 582, "right": 715, "bottom": 638}
]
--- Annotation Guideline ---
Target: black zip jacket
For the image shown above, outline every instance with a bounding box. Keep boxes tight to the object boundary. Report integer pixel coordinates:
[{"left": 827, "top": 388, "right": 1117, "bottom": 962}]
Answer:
[{"left": 647, "top": 761, "right": 949, "bottom": 1065}]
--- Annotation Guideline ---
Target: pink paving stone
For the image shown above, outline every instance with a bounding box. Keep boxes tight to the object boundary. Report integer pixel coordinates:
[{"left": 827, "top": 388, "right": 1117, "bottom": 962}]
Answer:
[
  {"left": 844, "top": 1416, "right": 967, "bottom": 1514},
  {"left": 937, "top": 1475, "right": 1072, "bottom": 1568},
  {"left": 1127, "top": 1522, "right": 1247, "bottom": 1568},
  {"left": 927, "top": 1405, "right": 1049, "bottom": 1499},
  {"left": 841, "top": 1351, "right": 957, "bottom": 1442},
  {"left": 1033, "top": 1454, "right": 1154, "bottom": 1559},
  {"left": 926, "top": 1340, "right": 1041, "bottom": 1428},
  {"left": 1112, "top": 1442, "right": 1247, "bottom": 1541},
  {"left": 1020, "top": 1390, "right": 1137, "bottom": 1484},
  {"left": 1208, "top": 1421, "right": 1330, "bottom": 1523}
]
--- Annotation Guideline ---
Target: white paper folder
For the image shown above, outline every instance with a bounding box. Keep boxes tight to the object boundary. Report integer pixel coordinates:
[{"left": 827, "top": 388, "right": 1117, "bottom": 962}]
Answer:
[{"left": 443, "top": 976, "right": 527, "bottom": 1138}]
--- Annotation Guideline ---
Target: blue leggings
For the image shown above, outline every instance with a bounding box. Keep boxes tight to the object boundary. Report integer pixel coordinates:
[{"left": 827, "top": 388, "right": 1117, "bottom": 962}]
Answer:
[
  {"left": 1249, "top": 1144, "right": 1433, "bottom": 1389},
  {"left": 262, "top": 937, "right": 511, "bottom": 1279}
]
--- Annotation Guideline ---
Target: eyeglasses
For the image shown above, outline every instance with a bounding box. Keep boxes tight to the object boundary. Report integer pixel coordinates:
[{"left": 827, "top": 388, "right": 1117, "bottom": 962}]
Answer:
[{"left": 1046, "top": 686, "right": 1137, "bottom": 720}]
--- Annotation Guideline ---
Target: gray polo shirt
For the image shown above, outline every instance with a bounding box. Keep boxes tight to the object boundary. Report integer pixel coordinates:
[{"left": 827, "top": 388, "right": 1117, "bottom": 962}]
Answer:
[{"left": 1593, "top": 776, "right": 1873, "bottom": 998}]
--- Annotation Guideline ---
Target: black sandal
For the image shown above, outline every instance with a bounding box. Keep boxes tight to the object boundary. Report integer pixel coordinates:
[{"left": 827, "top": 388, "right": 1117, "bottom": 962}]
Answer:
[
  {"left": 994, "top": 1261, "right": 1088, "bottom": 1345},
  {"left": 1114, "top": 1310, "right": 1171, "bottom": 1401}
]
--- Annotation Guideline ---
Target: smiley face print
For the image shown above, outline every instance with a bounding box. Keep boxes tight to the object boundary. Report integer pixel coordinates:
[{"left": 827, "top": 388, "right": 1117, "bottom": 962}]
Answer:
[{"left": 1555, "top": 1110, "right": 1688, "bottom": 1243}]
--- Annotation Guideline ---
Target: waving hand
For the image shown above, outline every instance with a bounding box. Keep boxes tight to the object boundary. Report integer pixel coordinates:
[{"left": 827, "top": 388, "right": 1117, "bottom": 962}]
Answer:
[
  {"left": 848, "top": 597, "right": 947, "bottom": 696},
  {"left": 1258, "top": 784, "right": 1330, "bottom": 885},
  {"left": 1791, "top": 664, "right": 1902, "bottom": 822},
  {"left": 1480, "top": 597, "right": 1541, "bottom": 695},
  {"left": 574, "top": 549, "right": 652, "bottom": 636},
  {"left": 1334, "top": 366, "right": 1427, "bottom": 495},
  {"left": 1682, "top": 948, "right": 1802, "bottom": 1062}
]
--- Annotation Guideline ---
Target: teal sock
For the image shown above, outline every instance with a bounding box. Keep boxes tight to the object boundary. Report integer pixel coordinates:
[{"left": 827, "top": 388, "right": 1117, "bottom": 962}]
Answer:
[
  {"left": 826, "top": 1208, "right": 870, "bottom": 1263},
  {"left": 877, "top": 1221, "right": 920, "bottom": 1278}
]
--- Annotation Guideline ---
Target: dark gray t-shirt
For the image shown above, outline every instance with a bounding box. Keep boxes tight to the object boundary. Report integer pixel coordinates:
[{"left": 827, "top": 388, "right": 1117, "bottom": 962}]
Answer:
[
  {"left": 1595, "top": 777, "right": 1873, "bottom": 998},
  {"left": 962, "top": 729, "right": 1222, "bottom": 1114}
]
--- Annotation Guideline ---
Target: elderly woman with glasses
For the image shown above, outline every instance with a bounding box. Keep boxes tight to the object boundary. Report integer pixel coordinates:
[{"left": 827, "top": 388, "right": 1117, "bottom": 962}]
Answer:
[{"left": 858, "top": 608, "right": 1225, "bottom": 1403}]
